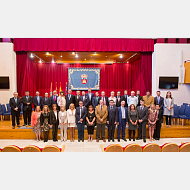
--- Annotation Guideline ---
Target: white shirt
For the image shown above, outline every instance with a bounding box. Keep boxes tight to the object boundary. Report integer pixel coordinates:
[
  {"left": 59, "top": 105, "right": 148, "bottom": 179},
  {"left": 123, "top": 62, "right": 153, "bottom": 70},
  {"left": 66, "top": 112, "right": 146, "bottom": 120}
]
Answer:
[
  {"left": 57, "top": 96, "right": 66, "bottom": 106},
  {"left": 54, "top": 111, "right": 57, "bottom": 120},
  {"left": 121, "top": 106, "right": 126, "bottom": 119},
  {"left": 108, "top": 96, "right": 116, "bottom": 104},
  {"left": 127, "top": 96, "right": 138, "bottom": 107}
]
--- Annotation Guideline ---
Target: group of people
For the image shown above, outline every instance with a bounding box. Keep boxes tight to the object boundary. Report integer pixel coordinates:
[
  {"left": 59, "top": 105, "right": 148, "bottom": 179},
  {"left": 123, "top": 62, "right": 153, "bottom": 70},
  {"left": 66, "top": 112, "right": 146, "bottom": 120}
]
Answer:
[{"left": 9, "top": 88, "right": 174, "bottom": 143}]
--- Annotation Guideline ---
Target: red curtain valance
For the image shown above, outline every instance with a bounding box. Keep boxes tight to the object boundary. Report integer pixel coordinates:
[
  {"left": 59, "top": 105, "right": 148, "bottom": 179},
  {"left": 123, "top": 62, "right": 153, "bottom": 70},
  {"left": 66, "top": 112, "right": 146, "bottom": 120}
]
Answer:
[{"left": 13, "top": 38, "right": 154, "bottom": 52}]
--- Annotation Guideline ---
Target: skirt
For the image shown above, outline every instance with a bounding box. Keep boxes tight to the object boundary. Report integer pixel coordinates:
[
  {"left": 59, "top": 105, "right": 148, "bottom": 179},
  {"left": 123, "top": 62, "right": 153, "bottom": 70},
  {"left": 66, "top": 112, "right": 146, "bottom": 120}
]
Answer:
[{"left": 87, "top": 125, "right": 94, "bottom": 134}]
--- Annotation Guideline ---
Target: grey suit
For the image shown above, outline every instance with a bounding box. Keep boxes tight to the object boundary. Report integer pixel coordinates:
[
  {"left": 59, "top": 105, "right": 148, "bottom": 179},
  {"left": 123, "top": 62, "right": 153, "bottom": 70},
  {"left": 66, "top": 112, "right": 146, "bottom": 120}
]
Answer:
[{"left": 137, "top": 106, "right": 148, "bottom": 140}]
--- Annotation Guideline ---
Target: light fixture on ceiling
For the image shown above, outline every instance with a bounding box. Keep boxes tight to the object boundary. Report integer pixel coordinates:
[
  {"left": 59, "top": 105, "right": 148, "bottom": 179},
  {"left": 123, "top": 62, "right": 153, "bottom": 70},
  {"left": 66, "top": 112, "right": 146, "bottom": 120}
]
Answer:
[
  {"left": 30, "top": 53, "right": 34, "bottom": 58},
  {"left": 120, "top": 54, "right": 123, "bottom": 58},
  {"left": 127, "top": 61, "right": 129, "bottom": 63},
  {"left": 52, "top": 60, "right": 55, "bottom": 63},
  {"left": 39, "top": 59, "right": 42, "bottom": 63},
  {"left": 72, "top": 52, "right": 75, "bottom": 54},
  {"left": 85, "top": 58, "right": 86, "bottom": 60},
  {"left": 91, "top": 56, "right": 92, "bottom": 57},
  {"left": 75, "top": 54, "right": 78, "bottom": 58},
  {"left": 105, "top": 56, "right": 107, "bottom": 57},
  {"left": 46, "top": 52, "right": 50, "bottom": 55},
  {"left": 60, "top": 55, "right": 62, "bottom": 57},
  {"left": 94, "top": 52, "right": 97, "bottom": 55}
]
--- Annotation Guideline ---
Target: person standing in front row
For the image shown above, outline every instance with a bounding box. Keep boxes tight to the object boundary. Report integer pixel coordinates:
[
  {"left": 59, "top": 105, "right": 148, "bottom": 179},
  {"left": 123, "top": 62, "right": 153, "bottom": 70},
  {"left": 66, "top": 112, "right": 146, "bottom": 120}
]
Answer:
[
  {"left": 50, "top": 104, "right": 59, "bottom": 142},
  {"left": 143, "top": 91, "right": 154, "bottom": 109},
  {"left": 67, "top": 103, "right": 76, "bottom": 142},
  {"left": 154, "top": 104, "right": 163, "bottom": 140},
  {"left": 128, "top": 104, "right": 138, "bottom": 141},
  {"left": 164, "top": 91, "right": 174, "bottom": 128},
  {"left": 136, "top": 100, "right": 148, "bottom": 143},
  {"left": 117, "top": 101, "right": 128, "bottom": 142},
  {"left": 9, "top": 92, "right": 21, "bottom": 129},
  {"left": 95, "top": 100, "right": 108, "bottom": 142},
  {"left": 58, "top": 105, "right": 67, "bottom": 142},
  {"left": 76, "top": 101, "right": 87, "bottom": 142},
  {"left": 40, "top": 105, "right": 50, "bottom": 142},
  {"left": 22, "top": 91, "right": 33, "bottom": 126},
  {"left": 65, "top": 89, "right": 75, "bottom": 110},
  {"left": 107, "top": 100, "right": 118, "bottom": 142}
]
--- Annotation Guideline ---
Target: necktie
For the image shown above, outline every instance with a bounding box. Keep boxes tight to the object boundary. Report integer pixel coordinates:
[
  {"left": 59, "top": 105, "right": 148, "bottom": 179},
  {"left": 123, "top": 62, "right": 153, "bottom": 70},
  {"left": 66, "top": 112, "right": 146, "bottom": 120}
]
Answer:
[
  {"left": 89, "top": 94, "right": 91, "bottom": 101},
  {"left": 15, "top": 98, "right": 17, "bottom": 103},
  {"left": 80, "top": 107, "right": 82, "bottom": 118},
  {"left": 45, "top": 97, "right": 47, "bottom": 101},
  {"left": 83, "top": 96, "right": 85, "bottom": 101},
  {"left": 54, "top": 95, "right": 55, "bottom": 102},
  {"left": 77, "top": 95, "right": 79, "bottom": 100},
  {"left": 97, "top": 97, "right": 98, "bottom": 102},
  {"left": 141, "top": 107, "right": 143, "bottom": 111},
  {"left": 103, "top": 97, "right": 105, "bottom": 105},
  {"left": 158, "top": 97, "right": 160, "bottom": 104},
  {"left": 125, "top": 95, "right": 126, "bottom": 99},
  {"left": 118, "top": 97, "right": 120, "bottom": 102},
  {"left": 37, "top": 96, "right": 39, "bottom": 105},
  {"left": 101, "top": 106, "right": 102, "bottom": 110},
  {"left": 69, "top": 95, "right": 71, "bottom": 100},
  {"left": 26, "top": 96, "right": 28, "bottom": 101}
]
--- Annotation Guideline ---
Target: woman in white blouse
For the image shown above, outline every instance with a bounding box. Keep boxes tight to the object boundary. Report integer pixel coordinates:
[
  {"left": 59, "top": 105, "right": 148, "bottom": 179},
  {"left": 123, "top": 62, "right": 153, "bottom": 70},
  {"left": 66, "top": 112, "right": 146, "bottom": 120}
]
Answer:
[
  {"left": 58, "top": 105, "right": 67, "bottom": 142},
  {"left": 67, "top": 103, "right": 76, "bottom": 142},
  {"left": 57, "top": 91, "right": 66, "bottom": 111},
  {"left": 108, "top": 91, "right": 116, "bottom": 105}
]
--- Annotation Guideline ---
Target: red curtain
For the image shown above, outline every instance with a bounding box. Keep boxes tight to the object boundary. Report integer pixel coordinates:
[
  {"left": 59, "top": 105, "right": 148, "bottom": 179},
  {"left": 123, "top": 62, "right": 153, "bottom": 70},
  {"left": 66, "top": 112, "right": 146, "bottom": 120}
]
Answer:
[
  {"left": 16, "top": 52, "right": 152, "bottom": 97},
  {"left": 14, "top": 38, "right": 154, "bottom": 52}
]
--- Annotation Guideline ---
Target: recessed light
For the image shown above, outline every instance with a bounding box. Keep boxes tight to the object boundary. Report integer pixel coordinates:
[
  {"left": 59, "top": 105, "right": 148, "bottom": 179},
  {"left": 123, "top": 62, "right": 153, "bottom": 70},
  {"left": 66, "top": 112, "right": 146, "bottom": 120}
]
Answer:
[
  {"left": 94, "top": 52, "right": 97, "bottom": 55},
  {"left": 120, "top": 55, "right": 123, "bottom": 58},
  {"left": 91, "top": 56, "right": 92, "bottom": 57},
  {"left": 75, "top": 54, "right": 78, "bottom": 58},
  {"left": 85, "top": 58, "right": 86, "bottom": 60},
  {"left": 72, "top": 52, "right": 75, "bottom": 54},
  {"left": 39, "top": 60, "right": 42, "bottom": 63},
  {"left": 127, "top": 61, "right": 129, "bottom": 63},
  {"left": 105, "top": 56, "right": 107, "bottom": 57},
  {"left": 30, "top": 53, "right": 34, "bottom": 58},
  {"left": 46, "top": 52, "right": 50, "bottom": 55},
  {"left": 60, "top": 55, "right": 62, "bottom": 57}
]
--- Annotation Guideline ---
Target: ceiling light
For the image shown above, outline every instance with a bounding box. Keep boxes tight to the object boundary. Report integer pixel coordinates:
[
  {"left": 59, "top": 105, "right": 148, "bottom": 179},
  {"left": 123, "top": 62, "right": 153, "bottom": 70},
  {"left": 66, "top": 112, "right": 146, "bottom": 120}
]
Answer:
[
  {"left": 85, "top": 58, "right": 86, "bottom": 60},
  {"left": 30, "top": 53, "right": 34, "bottom": 58},
  {"left": 39, "top": 59, "right": 42, "bottom": 63},
  {"left": 75, "top": 54, "right": 78, "bottom": 58},
  {"left": 105, "top": 56, "right": 107, "bottom": 57},
  {"left": 120, "top": 54, "right": 123, "bottom": 58},
  {"left": 46, "top": 52, "right": 50, "bottom": 55},
  {"left": 52, "top": 60, "right": 55, "bottom": 63},
  {"left": 91, "top": 56, "right": 92, "bottom": 57},
  {"left": 60, "top": 55, "right": 62, "bottom": 57},
  {"left": 72, "top": 52, "right": 75, "bottom": 54},
  {"left": 127, "top": 61, "right": 129, "bottom": 63},
  {"left": 94, "top": 52, "right": 97, "bottom": 55}
]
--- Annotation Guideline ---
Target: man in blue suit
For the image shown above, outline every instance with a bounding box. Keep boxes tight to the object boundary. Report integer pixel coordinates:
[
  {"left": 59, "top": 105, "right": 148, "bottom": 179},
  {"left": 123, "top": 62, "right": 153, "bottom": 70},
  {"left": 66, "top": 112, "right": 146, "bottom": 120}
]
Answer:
[
  {"left": 42, "top": 93, "right": 51, "bottom": 109},
  {"left": 33, "top": 91, "right": 43, "bottom": 111},
  {"left": 154, "top": 91, "right": 164, "bottom": 110},
  {"left": 85, "top": 88, "right": 94, "bottom": 107},
  {"left": 92, "top": 92, "right": 99, "bottom": 109},
  {"left": 117, "top": 100, "right": 128, "bottom": 142},
  {"left": 50, "top": 90, "right": 58, "bottom": 109},
  {"left": 79, "top": 91, "right": 89, "bottom": 108},
  {"left": 76, "top": 101, "right": 87, "bottom": 142}
]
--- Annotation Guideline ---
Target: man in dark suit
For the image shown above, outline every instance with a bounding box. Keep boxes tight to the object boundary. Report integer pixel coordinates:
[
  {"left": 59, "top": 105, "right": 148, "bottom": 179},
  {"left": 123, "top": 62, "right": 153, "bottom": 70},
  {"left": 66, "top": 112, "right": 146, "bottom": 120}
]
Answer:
[
  {"left": 107, "top": 100, "right": 118, "bottom": 142},
  {"left": 117, "top": 101, "right": 128, "bottom": 142},
  {"left": 65, "top": 89, "right": 75, "bottom": 110},
  {"left": 50, "top": 90, "right": 58, "bottom": 109},
  {"left": 121, "top": 90, "right": 129, "bottom": 108},
  {"left": 115, "top": 91, "right": 122, "bottom": 107},
  {"left": 98, "top": 91, "right": 109, "bottom": 106},
  {"left": 136, "top": 99, "right": 148, "bottom": 143},
  {"left": 75, "top": 90, "right": 81, "bottom": 108},
  {"left": 22, "top": 91, "right": 33, "bottom": 126},
  {"left": 41, "top": 93, "right": 51, "bottom": 109},
  {"left": 136, "top": 90, "right": 143, "bottom": 107},
  {"left": 79, "top": 91, "right": 89, "bottom": 108},
  {"left": 154, "top": 104, "right": 163, "bottom": 140},
  {"left": 76, "top": 101, "right": 87, "bottom": 142},
  {"left": 33, "top": 91, "right": 43, "bottom": 111},
  {"left": 85, "top": 87, "right": 94, "bottom": 107},
  {"left": 92, "top": 92, "right": 99, "bottom": 109},
  {"left": 9, "top": 92, "right": 22, "bottom": 129},
  {"left": 154, "top": 91, "right": 164, "bottom": 110}
]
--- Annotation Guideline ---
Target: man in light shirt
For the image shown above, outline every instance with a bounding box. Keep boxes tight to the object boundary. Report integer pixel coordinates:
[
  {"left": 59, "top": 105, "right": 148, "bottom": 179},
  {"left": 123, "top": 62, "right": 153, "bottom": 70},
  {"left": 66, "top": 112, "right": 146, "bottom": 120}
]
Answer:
[{"left": 127, "top": 91, "right": 138, "bottom": 107}]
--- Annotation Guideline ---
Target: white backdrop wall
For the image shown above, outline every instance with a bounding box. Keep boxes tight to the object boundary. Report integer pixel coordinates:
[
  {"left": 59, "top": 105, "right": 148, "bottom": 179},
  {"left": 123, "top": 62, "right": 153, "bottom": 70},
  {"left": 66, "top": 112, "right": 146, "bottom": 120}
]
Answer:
[
  {"left": 0, "top": 43, "right": 16, "bottom": 104},
  {"left": 152, "top": 43, "right": 190, "bottom": 105}
]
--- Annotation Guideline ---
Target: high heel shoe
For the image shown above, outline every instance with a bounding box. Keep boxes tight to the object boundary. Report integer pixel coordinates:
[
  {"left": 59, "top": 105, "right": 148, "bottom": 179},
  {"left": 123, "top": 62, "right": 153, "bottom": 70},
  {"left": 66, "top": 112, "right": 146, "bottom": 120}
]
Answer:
[{"left": 129, "top": 138, "right": 131, "bottom": 141}]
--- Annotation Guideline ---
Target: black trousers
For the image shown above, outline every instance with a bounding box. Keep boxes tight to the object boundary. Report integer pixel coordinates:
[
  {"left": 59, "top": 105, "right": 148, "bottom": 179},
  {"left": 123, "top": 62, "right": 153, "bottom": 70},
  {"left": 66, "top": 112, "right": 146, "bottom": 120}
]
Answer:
[
  {"left": 138, "top": 121, "right": 146, "bottom": 140},
  {"left": 108, "top": 120, "right": 116, "bottom": 139},
  {"left": 43, "top": 131, "right": 49, "bottom": 142},
  {"left": 166, "top": 115, "right": 171, "bottom": 125},
  {"left": 129, "top": 130, "right": 135, "bottom": 139},
  {"left": 23, "top": 108, "right": 31, "bottom": 125},
  {"left": 154, "top": 121, "right": 161, "bottom": 139},
  {"left": 96, "top": 123, "right": 106, "bottom": 140},
  {"left": 11, "top": 111, "right": 20, "bottom": 126},
  {"left": 52, "top": 123, "right": 58, "bottom": 141}
]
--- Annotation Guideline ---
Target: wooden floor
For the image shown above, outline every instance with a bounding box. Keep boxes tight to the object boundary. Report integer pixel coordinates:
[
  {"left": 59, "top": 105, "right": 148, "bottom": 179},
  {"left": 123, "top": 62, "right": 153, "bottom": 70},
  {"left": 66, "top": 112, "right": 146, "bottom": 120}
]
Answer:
[{"left": 0, "top": 116, "right": 190, "bottom": 139}]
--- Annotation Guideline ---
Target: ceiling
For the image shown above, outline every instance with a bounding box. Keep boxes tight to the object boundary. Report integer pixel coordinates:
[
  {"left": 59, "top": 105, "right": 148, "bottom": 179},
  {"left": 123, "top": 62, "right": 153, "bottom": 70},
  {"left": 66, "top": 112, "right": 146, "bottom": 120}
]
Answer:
[{"left": 27, "top": 51, "right": 141, "bottom": 64}]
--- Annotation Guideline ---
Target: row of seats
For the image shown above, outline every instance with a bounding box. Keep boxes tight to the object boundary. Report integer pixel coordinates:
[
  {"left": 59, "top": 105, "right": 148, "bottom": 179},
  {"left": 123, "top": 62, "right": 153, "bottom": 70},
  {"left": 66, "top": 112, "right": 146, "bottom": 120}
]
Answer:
[
  {"left": 0, "top": 145, "right": 65, "bottom": 152},
  {"left": 101, "top": 142, "right": 190, "bottom": 152}
]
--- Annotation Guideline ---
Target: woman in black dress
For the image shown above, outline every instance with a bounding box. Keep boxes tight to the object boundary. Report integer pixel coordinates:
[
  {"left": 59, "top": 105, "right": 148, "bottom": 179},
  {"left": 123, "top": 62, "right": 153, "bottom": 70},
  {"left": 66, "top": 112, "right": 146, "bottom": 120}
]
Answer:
[{"left": 86, "top": 105, "right": 96, "bottom": 142}]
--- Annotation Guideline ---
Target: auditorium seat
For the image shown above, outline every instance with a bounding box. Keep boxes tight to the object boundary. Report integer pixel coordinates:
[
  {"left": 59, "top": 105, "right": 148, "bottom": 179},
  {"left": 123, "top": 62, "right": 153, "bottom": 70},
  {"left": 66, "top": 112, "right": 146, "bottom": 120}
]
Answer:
[
  {"left": 179, "top": 105, "right": 190, "bottom": 126},
  {"left": 142, "top": 143, "right": 161, "bottom": 152},
  {"left": 171, "top": 105, "right": 180, "bottom": 125},
  {"left": 1, "top": 104, "right": 11, "bottom": 120},
  {"left": 42, "top": 145, "right": 61, "bottom": 152},
  {"left": 0, "top": 104, "right": 3, "bottom": 121},
  {"left": 2, "top": 145, "right": 22, "bottom": 152},
  {"left": 179, "top": 142, "right": 190, "bottom": 152},
  {"left": 20, "top": 104, "right": 23, "bottom": 118},
  {"left": 183, "top": 103, "right": 188, "bottom": 106},
  {"left": 161, "top": 143, "right": 179, "bottom": 152},
  {"left": 22, "top": 145, "right": 41, "bottom": 152},
  {"left": 102, "top": 144, "right": 123, "bottom": 152},
  {"left": 124, "top": 144, "right": 142, "bottom": 152}
]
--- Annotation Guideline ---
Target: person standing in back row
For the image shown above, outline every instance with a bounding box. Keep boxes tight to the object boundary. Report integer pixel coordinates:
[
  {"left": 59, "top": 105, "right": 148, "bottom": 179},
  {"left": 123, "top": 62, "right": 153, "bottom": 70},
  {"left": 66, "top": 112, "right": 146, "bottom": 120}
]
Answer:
[
  {"left": 65, "top": 90, "right": 75, "bottom": 110},
  {"left": 143, "top": 91, "right": 154, "bottom": 109},
  {"left": 22, "top": 91, "right": 33, "bottom": 126},
  {"left": 86, "top": 88, "right": 94, "bottom": 107},
  {"left": 154, "top": 91, "right": 164, "bottom": 110},
  {"left": 121, "top": 90, "right": 129, "bottom": 108}
]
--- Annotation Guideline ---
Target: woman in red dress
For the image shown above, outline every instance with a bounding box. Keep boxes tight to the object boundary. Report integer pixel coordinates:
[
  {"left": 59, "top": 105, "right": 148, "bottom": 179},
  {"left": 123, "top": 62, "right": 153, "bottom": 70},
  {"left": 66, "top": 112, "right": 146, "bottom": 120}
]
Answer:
[{"left": 148, "top": 103, "right": 158, "bottom": 142}]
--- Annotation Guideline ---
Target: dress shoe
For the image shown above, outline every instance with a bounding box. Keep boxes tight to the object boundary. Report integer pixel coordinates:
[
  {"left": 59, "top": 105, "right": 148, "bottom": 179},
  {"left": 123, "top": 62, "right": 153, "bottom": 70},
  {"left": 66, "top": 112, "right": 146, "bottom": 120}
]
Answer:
[
  {"left": 12, "top": 126, "right": 15, "bottom": 129},
  {"left": 103, "top": 139, "right": 106, "bottom": 142},
  {"left": 129, "top": 138, "right": 131, "bottom": 141},
  {"left": 78, "top": 139, "right": 80, "bottom": 142},
  {"left": 136, "top": 138, "right": 142, "bottom": 140},
  {"left": 108, "top": 139, "right": 110, "bottom": 142},
  {"left": 96, "top": 139, "right": 99, "bottom": 142},
  {"left": 133, "top": 138, "right": 135, "bottom": 141},
  {"left": 82, "top": 139, "right": 84, "bottom": 142},
  {"left": 143, "top": 139, "right": 146, "bottom": 143},
  {"left": 123, "top": 138, "right": 127, "bottom": 141},
  {"left": 112, "top": 139, "right": 114, "bottom": 142},
  {"left": 118, "top": 139, "right": 120, "bottom": 142}
]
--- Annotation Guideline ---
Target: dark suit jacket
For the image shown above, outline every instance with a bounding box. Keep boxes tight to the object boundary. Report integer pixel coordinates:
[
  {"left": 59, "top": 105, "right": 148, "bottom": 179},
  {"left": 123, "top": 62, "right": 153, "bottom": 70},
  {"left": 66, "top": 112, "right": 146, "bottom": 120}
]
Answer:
[
  {"left": 33, "top": 96, "right": 43, "bottom": 110},
  {"left": 50, "top": 110, "right": 59, "bottom": 125},
  {"left": 79, "top": 96, "right": 89, "bottom": 107},
  {"left": 107, "top": 105, "right": 118, "bottom": 123},
  {"left": 92, "top": 96, "right": 99, "bottom": 109},
  {"left": 154, "top": 96, "right": 164, "bottom": 110},
  {"left": 85, "top": 93, "right": 94, "bottom": 105},
  {"left": 136, "top": 95, "right": 143, "bottom": 107},
  {"left": 41, "top": 97, "right": 51, "bottom": 108},
  {"left": 98, "top": 96, "right": 109, "bottom": 106},
  {"left": 9, "top": 97, "right": 21, "bottom": 113},
  {"left": 65, "top": 94, "right": 75, "bottom": 110},
  {"left": 157, "top": 109, "right": 163, "bottom": 124},
  {"left": 22, "top": 96, "right": 33, "bottom": 111},
  {"left": 115, "top": 96, "right": 122, "bottom": 107},
  {"left": 121, "top": 95, "right": 129, "bottom": 107},
  {"left": 75, "top": 95, "right": 81, "bottom": 108},
  {"left": 50, "top": 95, "right": 58, "bottom": 106},
  {"left": 75, "top": 106, "right": 87, "bottom": 124},
  {"left": 118, "top": 106, "right": 128, "bottom": 123},
  {"left": 136, "top": 106, "right": 148, "bottom": 123}
]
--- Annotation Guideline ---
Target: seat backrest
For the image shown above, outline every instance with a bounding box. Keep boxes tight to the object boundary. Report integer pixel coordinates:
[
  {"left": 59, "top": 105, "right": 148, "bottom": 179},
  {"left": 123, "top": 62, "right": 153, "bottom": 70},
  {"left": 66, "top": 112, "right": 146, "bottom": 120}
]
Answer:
[
  {"left": 1, "top": 104, "right": 7, "bottom": 113},
  {"left": 0, "top": 104, "right": 2, "bottom": 112},
  {"left": 143, "top": 143, "right": 161, "bottom": 152},
  {"left": 124, "top": 144, "right": 142, "bottom": 152},
  {"left": 22, "top": 145, "right": 41, "bottom": 152},
  {"left": 179, "top": 105, "right": 185, "bottom": 115},
  {"left": 185, "top": 105, "right": 190, "bottom": 117},
  {"left": 6, "top": 104, "right": 11, "bottom": 112},
  {"left": 42, "top": 145, "right": 60, "bottom": 152},
  {"left": 105, "top": 144, "right": 123, "bottom": 152},
  {"left": 180, "top": 143, "right": 190, "bottom": 152},
  {"left": 162, "top": 143, "right": 179, "bottom": 152},
  {"left": 174, "top": 106, "right": 179, "bottom": 116},
  {"left": 183, "top": 103, "right": 188, "bottom": 106},
  {"left": 21, "top": 104, "right": 23, "bottom": 111},
  {"left": 2, "top": 145, "right": 21, "bottom": 152}
]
